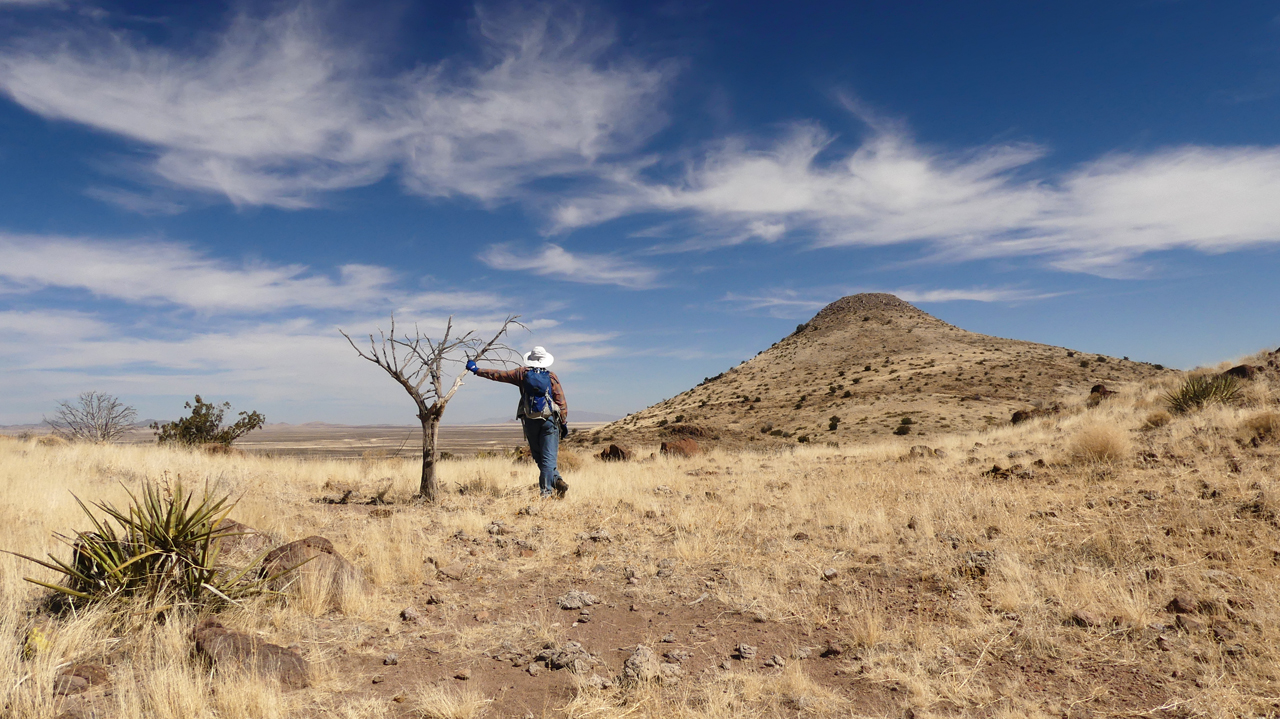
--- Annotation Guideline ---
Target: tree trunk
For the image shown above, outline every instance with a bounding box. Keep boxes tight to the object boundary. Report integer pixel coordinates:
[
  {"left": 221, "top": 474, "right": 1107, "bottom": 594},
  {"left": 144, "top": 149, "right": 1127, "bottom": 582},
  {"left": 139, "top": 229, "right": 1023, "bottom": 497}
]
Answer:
[{"left": 419, "top": 415, "right": 441, "bottom": 502}]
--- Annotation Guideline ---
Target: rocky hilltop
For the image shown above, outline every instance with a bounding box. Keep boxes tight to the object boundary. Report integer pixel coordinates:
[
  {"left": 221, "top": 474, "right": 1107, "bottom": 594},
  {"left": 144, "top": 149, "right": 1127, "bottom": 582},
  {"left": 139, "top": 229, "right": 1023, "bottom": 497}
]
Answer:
[{"left": 579, "top": 293, "right": 1169, "bottom": 448}]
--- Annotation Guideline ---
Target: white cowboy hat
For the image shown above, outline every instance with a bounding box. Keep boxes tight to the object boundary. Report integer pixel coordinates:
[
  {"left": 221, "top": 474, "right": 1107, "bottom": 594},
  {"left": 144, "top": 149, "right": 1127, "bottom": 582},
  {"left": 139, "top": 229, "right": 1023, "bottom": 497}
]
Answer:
[{"left": 523, "top": 346, "right": 554, "bottom": 368}]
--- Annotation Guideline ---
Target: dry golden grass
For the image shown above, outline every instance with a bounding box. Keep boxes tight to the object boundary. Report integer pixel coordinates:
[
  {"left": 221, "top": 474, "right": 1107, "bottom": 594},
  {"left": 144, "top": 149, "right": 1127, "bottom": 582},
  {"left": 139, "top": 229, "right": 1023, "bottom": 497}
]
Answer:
[
  {"left": 1068, "top": 421, "right": 1132, "bottom": 463},
  {"left": 2, "top": 365, "right": 1280, "bottom": 717}
]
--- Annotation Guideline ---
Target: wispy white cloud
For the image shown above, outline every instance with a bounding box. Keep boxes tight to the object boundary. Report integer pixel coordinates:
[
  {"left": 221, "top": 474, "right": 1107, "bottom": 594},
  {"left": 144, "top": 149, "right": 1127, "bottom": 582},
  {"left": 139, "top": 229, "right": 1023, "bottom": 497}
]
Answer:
[
  {"left": 0, "top": 3, "right": 670, "bottom": 208},
  {"left": 0, "top": 234, "right": 501, "bottom": 313},
  {"left": 554, "top": 117, "right": 1280, "bottom": 274},
  {"left": 479, "top": 243, "right": 660, "bottom": 288}
]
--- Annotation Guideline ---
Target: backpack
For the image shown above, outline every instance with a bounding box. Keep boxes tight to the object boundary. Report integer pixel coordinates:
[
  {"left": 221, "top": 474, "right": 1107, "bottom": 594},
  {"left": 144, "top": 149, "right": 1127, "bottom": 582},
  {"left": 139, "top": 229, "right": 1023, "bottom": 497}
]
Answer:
[{"left": 521, "top": 368, "right": 558, "bottom": 420}]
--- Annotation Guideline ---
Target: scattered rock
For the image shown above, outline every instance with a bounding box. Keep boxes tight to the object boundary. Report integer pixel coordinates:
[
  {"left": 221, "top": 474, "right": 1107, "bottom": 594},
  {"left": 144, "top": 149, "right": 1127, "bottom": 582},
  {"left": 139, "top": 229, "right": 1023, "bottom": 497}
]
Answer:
[
  {"left": 454, "top": 669, "right": 471, "bottom": 680},
  {"left": 526, "top": 663, "right": 541, "bottom": 677},
  {"left": 1175, "top": 615, "right": 1204, "bottom": 633},
  {"left": 660, "top": 439, "right": 699, "bottom": 457},
  {"left": 734, "top": 643, "right": 758, "bottom": 660},
  {"left": 906, "top": 445, "right": 939, "bottom": 459},
  {"left": 1166, "top": 594, "right": 1201, "bottom": 614},
  {"left": 657, "top": 558, "right": 677, "bottom": 578},
  {"left": 665, "top": 650, "right": 692, "bottom": 662},
  {"left": 764, "top": 654, "right": 786, "bottom": 668},
  {"left": 437, "top": 563, "right": 467, "bottom": 581},
  {"left": 400, "top": 607, "right": 422, "bottom": 623},
  {"left": 383, "top": 653, "right": 399, "bottom": 666},
  {"left": 487, "top": 521, "right": 514, "bottom": 536},
  {"left": 792, "top": 647, "right": 813, "bottom": 660},
  {"left": 660, "top": 633, "right": 676, "bottom": 643},
  {"left": 1069, "top": 609, "right": 1104, "bottom": 628},
  {"left": 960, "top": 550, "right": 996, "bottom": 578},
  {"left": 623, "top": 645, "right": 660, "bottom": 683},
  {"left": 557, "top": 590, "right": 599, "bottom": 610},
  {"left": 583, "top": 674, "right": 614, "bottom": 689},
  {"left": 193, "top": 619, "right": 309, "bottom": 689},
  {"left": 598, "top": 444, "right": 633, "bottom": 462},
  {"left": 1221, "top": 364, "right": 1260, "bottom": 380},
  {"left": 1224, "top": 644, "right": 1246, "bottom": 657},
  {"left": 536, "top": 641, "right": 597, "bottom": 673},
  {"left": 792, "top": 531, "right": 810, "bottom": 541},
  {"left": 474, "top": 611, "right": 491, "bottom": 622},
  {"left": 658, "top": 663, "right": 684, "bottom": 682},
  {"left": 262, "top": 536, "right": 363, "bottom": 607},
  {"left": 821, "top": 568, "right": 839, "bottom": 581},
  {"left": 426, "top": 594, "right": 445, "bottom": 605},
  {"left": 52, "top": 674, "right": 89, "bottom": 696},
  {"left": 212, "top": 519, "right": 274, "bottom": 563}
]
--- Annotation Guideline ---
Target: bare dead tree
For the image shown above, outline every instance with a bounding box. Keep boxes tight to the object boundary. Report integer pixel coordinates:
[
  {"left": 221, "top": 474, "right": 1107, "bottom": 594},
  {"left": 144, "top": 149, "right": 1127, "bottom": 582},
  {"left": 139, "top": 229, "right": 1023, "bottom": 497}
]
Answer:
[
  {"left": 45, "top": 391, "right": 138, "bottom": 442},
  {"left": 340, "top": 315, "right": 521, "bottom": 502}
]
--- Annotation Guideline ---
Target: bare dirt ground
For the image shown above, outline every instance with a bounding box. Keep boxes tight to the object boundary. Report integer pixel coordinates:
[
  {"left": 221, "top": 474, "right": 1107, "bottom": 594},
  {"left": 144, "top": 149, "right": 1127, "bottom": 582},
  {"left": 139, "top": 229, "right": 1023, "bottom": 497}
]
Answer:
[{"left": 4, "top": 354, "right": 1280, "bottom": 718}]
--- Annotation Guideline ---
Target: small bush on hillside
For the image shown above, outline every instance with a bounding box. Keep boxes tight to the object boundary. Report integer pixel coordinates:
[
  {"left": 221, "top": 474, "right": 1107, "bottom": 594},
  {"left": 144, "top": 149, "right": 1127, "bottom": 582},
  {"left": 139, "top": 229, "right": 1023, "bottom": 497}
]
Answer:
[
  {"left": 828, "top": 416, "right": 841, "bottom": 431},
  {"left": 152, "top": 395, "right": 265, "bottom": 446},
  {"left": 558, "top": 449, "right": 583, "bottom": 472},
  {"left": 1144, "top": 411, "right": 1172, "bottom": 429},
  {"left": 1069, "top": 424, "right": 1131, "bottom": 464},
  {"left": 1164, "top": 375, "right": 1241, "bottom": 414},
  {"left": 1241, "top": 412, "right": 1280, "bottom": 445},
  {"left": 14, "top": 482, "right": 281, "bottom": 609},
  {"left": 899, "top": 417, "right": 914, "bottom": 425},
  {"left": 893, "top": 425, "right": 910, "bottom": 436}
]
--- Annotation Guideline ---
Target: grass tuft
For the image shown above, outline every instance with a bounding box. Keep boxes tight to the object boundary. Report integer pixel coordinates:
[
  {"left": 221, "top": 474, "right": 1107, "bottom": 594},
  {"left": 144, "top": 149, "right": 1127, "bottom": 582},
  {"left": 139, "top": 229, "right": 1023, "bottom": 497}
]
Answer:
[{"left": 1069, "top": 423, "right": 1130, "bottom": 464}]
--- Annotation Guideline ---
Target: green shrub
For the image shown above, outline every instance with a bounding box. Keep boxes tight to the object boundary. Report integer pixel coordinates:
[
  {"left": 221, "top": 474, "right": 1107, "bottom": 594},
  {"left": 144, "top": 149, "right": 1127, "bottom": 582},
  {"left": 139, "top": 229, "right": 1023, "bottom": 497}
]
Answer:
[
  {"left": 899, "top": 417, "right": 914, "bottom": 425},
  {"left": 893, "top": 425, "right": 911, "bottom": 436},
  {"left": 828, "top": 416, "right": 841, "bottom": 431},
  {"left": 14, "top": 482, "right": 283, "bottom": 609},
  {"left": 1165, "top": 374, "right": 1241, "bottom": 414},
  {"left": 152, "top": 395, "right": 265, "bottom": 446}
]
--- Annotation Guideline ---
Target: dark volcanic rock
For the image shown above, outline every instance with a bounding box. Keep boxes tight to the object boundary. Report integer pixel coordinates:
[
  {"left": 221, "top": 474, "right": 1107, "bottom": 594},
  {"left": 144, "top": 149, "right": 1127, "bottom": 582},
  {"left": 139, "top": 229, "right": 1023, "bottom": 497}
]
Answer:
[
  {"left": 193, "top": 618, "right": 309, "bottom": 689},
  {"left": 660, "top": 438, "right": 699, "bottom": 457},
  {"left": 598, "top": 444, "right": 633, "bottom": 462}
]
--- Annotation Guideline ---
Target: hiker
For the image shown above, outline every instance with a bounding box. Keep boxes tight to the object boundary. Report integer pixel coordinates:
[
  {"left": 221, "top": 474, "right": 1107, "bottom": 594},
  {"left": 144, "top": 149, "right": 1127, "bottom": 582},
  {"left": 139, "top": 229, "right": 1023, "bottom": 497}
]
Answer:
[{"left": 466, "top": 346, "right": 570, "bottom": 498}]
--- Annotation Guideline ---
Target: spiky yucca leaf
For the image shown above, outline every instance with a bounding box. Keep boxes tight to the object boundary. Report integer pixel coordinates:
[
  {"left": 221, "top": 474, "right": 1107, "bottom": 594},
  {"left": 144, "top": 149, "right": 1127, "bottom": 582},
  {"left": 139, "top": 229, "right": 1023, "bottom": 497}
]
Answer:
[
  {"left": 10, "top": 482, "right": 290, "bottom": 609},
  {"left": 1165, "top": 374, "right": 1241, "bottom": 414}
]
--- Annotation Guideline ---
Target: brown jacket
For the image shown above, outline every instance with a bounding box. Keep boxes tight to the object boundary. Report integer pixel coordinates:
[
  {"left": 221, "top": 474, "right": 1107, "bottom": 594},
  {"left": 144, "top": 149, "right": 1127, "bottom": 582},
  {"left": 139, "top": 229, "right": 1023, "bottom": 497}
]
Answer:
[{"left": 475, "top": 366, "right": 568, "bottom": 423}]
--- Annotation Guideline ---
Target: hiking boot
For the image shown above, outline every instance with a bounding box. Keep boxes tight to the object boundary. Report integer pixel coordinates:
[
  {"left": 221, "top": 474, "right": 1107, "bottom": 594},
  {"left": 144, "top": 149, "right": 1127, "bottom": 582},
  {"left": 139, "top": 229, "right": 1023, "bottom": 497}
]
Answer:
[{"left": 553, "top": 478, "right": 569, "bottom": 498}]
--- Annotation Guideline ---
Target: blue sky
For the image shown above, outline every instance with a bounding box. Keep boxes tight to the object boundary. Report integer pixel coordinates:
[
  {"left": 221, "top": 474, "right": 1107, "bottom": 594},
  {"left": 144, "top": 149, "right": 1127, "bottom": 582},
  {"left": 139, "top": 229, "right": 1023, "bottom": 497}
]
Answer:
[{"left": 1, "top": 0, "right": 1279, "bottom": 425}]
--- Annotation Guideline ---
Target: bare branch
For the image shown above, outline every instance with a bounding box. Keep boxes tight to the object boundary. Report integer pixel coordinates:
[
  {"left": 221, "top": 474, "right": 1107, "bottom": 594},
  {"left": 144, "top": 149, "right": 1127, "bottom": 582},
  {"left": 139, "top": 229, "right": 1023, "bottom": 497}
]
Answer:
[{"left": 339, "top": 314, "right": 523, "bottom": 501}]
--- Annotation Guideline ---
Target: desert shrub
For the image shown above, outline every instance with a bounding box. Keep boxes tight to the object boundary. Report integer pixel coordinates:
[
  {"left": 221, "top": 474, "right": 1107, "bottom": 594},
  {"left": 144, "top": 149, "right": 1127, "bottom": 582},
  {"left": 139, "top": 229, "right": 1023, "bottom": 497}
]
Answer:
[
  {"left": 1144, "top": 411, "right": 1172, "bottom": 429},
  {"left": 1241, "top": 412, "right": 1280, "bottom": 444},
  {"left": 14, "top": 482, "right": 279, "bottom": 608},
  {"left": 558, "top": 449, "right": 583, "bottom": 472},
  {"left": 828, "top": 416, "right": 841, "bottom": 431},
  {"left": 45, "top": 390, "right": 138, "bottom": 442},
  {"left": 893, "top": 425, "right": 910, "bottom": 436},
  {"left": 1069, "top": 424, "right": 1131, "bottom": 464},
  {"left": 797, "top": 435, "right": 810, "bottom": 443},
  {"left": 899, "top": 417, "right": 914, "bottom": 425},
  {"left": 656, "top": 419, "right": 668, "bottom": 427},
  {"left": 1164, "top": 374, "right": 1241, "bottom": 414},
  {"left": 152, "top": 395, "right": 265, "bottom": 446}
]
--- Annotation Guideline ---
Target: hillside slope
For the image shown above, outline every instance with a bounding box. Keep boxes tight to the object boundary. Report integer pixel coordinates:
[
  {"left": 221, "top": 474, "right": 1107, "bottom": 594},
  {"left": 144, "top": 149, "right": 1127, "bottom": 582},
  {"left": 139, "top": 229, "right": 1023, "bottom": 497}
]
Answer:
[{"left": 580, "top": 293, "right": 1169, "bottom": 447}]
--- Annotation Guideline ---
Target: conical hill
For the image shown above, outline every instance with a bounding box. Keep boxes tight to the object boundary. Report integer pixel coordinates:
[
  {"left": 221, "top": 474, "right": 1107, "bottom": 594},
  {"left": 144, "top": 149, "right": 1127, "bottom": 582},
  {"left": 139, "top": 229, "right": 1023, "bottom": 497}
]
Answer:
[{"left": 581, "top": 293, "right": 1168, "bottom": 448}]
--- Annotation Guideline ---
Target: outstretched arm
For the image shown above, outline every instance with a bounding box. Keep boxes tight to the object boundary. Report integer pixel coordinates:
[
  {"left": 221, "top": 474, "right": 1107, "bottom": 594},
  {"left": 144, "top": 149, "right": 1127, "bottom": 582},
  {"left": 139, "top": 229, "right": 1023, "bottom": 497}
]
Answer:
[{"left": 471, "top": 365, "right": 526, "bottom": 387}]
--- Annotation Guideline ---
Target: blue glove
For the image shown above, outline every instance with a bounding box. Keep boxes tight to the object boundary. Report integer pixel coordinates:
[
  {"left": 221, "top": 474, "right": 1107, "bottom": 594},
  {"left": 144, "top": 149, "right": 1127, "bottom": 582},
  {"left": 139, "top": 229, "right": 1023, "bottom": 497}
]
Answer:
[
  {"left": 559, "top": 422, "right": 569, "bottom": 439},
  {"left": 466, "top": 359, "right": 479, "bottom": 374}
]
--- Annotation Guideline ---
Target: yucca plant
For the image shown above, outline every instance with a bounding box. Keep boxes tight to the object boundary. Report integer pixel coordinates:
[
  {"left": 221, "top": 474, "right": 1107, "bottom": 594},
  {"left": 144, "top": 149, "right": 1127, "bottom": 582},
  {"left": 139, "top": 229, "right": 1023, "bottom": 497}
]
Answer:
[
  {"left": 1165, "top": 374, "right": 1241, "bottom": 415},
  {"left": 12, "top": 482, "right": 283, "bottom": 609}
]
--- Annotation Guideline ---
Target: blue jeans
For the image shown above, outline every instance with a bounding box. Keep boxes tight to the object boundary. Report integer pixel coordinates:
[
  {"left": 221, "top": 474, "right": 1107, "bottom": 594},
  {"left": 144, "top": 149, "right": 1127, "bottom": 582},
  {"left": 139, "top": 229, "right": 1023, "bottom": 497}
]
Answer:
[{"left": 521, "top": 418, "right": 561, "bottom": 496}]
